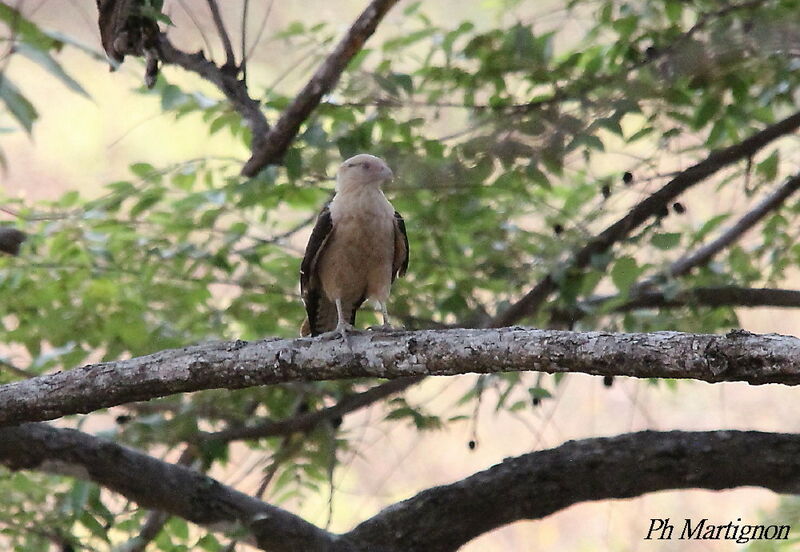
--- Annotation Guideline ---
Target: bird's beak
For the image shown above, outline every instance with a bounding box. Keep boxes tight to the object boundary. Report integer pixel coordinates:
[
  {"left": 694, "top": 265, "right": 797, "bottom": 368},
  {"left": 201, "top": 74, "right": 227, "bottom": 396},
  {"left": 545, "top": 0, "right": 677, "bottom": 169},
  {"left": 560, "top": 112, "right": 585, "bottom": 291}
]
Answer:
[{"left": 382, "top": 165, "right": 394, "bottom": 181}]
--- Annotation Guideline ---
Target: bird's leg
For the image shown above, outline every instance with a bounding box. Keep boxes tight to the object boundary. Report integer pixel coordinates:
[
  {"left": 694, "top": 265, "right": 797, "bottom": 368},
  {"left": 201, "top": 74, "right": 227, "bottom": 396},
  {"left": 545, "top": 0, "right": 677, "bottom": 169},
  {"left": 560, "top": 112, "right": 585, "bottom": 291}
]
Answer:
[
  {"left": 380, "top": 302, "right": 391, "bottom": 326},
  {"left": 369, "top": 302, "right": 402, "bottom": 331},
  {"left": 333, "top": 298, "right": 355, "bottom": 344},
  {"left": 318, "top": 299, "right": 355, "bottom": 345}
]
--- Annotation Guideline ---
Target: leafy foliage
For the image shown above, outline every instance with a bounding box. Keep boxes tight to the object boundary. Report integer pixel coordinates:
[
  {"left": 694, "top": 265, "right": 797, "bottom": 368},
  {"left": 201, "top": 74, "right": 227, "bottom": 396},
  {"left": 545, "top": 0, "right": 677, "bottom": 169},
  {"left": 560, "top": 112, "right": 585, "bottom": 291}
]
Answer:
[{"left": 3, "top": 0, "right": 800, "bottom": 549}]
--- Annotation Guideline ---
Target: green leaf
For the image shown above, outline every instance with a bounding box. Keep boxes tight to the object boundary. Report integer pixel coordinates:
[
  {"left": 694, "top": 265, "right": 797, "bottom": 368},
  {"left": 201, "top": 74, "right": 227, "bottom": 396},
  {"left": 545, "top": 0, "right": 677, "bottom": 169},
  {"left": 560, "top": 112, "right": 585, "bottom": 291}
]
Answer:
[
  {"left": 0, "top": 76, "right": 37, "bottom": 133},
  {"left": 0, "top": 4, "right": 59, "bottom": 50},
  {"left": 665, "top": 0, "right": 683, "bottom": 23},
  {"left": 529, "top": 387, "right": 552, "bottom": 400},
  {"left": 694, "top": 214, "right": 730, "bottom": 242},
  {"left": 79, "top": 511, "right": 109, "bottom": 542},
  {"left": 130, "top": 162, "right": 158, "bottom": 180},
  {"left": 611, "top": 256, "right": 642, "bottom": 293},
  {"left": 168, "top": 518, "right": 190, "bottom": 540},
  {"left": 757, "top": 150, "right": 779, "bottom": 181},
  {"left": 694, "top": 96, "right": 719, "bottom": 130},
  {"left": 651, "top": 232, "right": 681, "bottom": 250},
  {"left": 15, "top": 43, "right": 90, "bottom": 99},
  {"left": 195, "top": 535, "right": 223, "bottom": 552}
]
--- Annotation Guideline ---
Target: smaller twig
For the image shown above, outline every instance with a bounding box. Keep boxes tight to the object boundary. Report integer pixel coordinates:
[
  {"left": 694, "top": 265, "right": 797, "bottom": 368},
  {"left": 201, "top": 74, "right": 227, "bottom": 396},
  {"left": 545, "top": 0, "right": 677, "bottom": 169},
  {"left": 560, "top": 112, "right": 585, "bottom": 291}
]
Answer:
[
  {"left": 240, "top": 0, "right": 249, "bottom": 82},
  {"left": 0, "top": 358, "right": 35, "bottom": 379},
  {"left": 206, "top": 0, "right": 236, "bottom": 70},
  {"left": 244, "top": 0, "right": 274, "bottom": 63},
  {"left": 550, "top": 174, "right": 800, "bottom": 325},
  {"left": 200, "top": 377, "right": 421, "bottom": 444},
  {"left": 176, "top": 0, "right": 214, "bottom": 57},
  {"left": 620, "top": 287, "right": 800, "bottom": 312},
  {"left": 661, "top": 172, "right": 800, "bottom": 282},
  {"left": 552, "top": 287, "right": 800, "bottom": 322}
]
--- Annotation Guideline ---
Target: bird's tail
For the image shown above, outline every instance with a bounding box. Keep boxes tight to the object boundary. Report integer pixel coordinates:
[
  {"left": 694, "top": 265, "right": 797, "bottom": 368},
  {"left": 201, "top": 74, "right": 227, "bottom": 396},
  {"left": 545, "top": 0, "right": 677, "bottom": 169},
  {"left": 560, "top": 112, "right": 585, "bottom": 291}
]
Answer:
[{"left": 300, "top": 318, "right": 311, "bottom": 337}]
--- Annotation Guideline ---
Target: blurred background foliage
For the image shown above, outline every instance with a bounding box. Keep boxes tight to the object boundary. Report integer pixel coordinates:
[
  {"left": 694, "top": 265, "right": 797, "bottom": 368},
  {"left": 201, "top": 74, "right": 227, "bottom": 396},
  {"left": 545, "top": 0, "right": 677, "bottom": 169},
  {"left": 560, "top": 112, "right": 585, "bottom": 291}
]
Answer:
[{"left": 2, "top": 0, "right": 800, "bottom": 550}]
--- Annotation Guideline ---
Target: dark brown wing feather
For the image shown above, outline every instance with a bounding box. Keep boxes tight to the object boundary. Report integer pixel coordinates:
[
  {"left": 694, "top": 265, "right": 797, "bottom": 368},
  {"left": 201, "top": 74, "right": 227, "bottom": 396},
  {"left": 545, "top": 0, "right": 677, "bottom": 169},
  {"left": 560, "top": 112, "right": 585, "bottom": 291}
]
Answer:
[
  {"left": 392, "top": 210, "right": 409, "bottom": 281},
  {"left": 300, "top": 205, "right": 334, "bottom": 335}
]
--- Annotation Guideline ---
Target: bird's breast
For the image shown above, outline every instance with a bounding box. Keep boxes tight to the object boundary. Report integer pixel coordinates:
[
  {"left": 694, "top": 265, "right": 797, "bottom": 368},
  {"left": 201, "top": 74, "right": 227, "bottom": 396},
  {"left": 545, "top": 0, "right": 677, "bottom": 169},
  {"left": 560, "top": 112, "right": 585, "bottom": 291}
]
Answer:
[
  {"left": 320, "top": 190, "right": 396, "bottom": 301},
  {"left": 329, "top": 190, "right": 396, "bottom": 248}
]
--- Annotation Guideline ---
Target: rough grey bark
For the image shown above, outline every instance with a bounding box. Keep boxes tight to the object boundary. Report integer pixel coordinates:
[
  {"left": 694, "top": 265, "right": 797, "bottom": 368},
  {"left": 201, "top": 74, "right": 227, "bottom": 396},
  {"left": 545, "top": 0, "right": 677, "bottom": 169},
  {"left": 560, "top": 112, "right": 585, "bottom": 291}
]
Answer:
[
  {"left": 2, "top": 424, "right": 800, "bottom": 552},
  {"left": 1, "top": 328, "right": 799, "bottom": 426}
]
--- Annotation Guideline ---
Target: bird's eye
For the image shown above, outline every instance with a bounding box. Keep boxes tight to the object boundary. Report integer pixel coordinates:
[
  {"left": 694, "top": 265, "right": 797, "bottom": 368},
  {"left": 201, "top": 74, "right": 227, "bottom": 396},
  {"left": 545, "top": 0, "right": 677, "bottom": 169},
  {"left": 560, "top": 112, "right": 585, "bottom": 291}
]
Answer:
[
  {"left": 346, "top": 162, "right": 356, "bottom": 168},
  {"left": 362, "top": 162, "right": 371, "bottom": 170}
]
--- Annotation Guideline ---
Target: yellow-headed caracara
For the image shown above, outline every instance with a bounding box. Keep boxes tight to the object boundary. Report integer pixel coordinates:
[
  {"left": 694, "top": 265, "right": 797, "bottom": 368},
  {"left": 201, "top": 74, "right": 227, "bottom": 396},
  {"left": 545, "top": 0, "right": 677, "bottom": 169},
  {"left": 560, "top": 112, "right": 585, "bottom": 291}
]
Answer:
[{"left": 300, "top": 154, "right": 409, "bottom": 338}]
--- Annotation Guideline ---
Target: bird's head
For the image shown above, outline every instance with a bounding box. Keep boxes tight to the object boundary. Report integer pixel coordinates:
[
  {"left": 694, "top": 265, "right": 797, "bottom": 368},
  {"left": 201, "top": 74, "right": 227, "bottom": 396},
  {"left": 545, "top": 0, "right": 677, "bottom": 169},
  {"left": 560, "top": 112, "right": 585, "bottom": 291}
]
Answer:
[{"left": 336, "top": 154, "right": 394, "bottom": 192}]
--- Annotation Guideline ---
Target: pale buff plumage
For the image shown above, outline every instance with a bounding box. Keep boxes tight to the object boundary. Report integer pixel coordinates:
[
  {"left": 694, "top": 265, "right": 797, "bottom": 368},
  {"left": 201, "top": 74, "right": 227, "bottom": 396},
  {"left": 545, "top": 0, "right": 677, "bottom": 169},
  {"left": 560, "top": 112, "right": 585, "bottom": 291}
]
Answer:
[{"left": 300, "top": 154, "right": 408, "bottom": 337}]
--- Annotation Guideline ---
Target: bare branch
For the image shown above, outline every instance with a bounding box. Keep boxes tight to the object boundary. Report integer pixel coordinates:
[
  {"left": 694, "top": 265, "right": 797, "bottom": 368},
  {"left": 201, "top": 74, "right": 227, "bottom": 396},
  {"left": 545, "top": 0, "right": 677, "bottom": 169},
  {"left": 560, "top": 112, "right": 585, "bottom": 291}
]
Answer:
[
  {"left": 244, "top": 0, "right": 273, "bottom": 66},
  {"left": 3, "top": 424, "right": 800, "bottom": 552},
  {"left": 125, "top": 511, "right": 169, "bottom": 552},
  {"left": 0, "top": 423, "right": 335, "bottom": 552},
  {"left": 491, "top": 110, "right": 800, "bottom": 327},
  {"left": 176, "top": 0, "right": 214, "bottom": 57},
  {"left": 2, "top": 328, "right": 800, "bottom": 426},
  {"left": 346, "top": 430, "right": 800, "bottom": 552},
  {"left": 241, "top": 0, "right": 401, "bottom": 177},
  {"left": 123, "top": 446, "right": 197, "bottom": 552},
  {"left": 206, "top": 0, "right": 236, "bottom": 69}
]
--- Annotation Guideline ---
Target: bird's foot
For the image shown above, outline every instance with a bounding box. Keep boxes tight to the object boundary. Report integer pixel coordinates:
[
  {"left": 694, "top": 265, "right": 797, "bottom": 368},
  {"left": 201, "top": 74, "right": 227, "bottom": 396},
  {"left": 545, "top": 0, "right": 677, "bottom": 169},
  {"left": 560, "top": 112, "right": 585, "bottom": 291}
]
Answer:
[
  {"left": 318, "top": 323, "right": 355, "bottom": 340},
  {"left": 319, "top": 323, "right": 357, "bottom": 350}
]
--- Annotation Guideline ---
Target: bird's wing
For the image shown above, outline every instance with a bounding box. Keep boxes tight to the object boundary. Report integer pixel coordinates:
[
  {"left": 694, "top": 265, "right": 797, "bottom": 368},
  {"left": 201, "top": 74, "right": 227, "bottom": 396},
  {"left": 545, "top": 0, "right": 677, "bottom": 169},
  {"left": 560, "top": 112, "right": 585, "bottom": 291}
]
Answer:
[
  {"left": 392, "top": 210, "right": 409, "bottom": 281},
  {"left": 300, "top": 204, "right": 335, "bottom": 335}
]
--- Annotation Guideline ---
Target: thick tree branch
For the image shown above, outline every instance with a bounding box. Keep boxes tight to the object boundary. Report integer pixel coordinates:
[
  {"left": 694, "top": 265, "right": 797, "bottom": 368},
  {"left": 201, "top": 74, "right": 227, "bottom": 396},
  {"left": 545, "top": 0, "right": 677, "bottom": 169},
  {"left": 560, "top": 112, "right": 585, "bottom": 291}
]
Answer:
[
  {"left": 491, "top": 110, "right": 800, "bottom": 327},
  {"left": 3, "top": 425, "right": 800, "bottom": 552},
  {"left": 0, "top": 423, "right": 336, "bottom": 552},
  {"left": 2, "top": 328, "right": 800, "bottom": 426},
  {"left": 123, "top": 446, "right": 198, "bottom": 552},
  {"left": 345, "top": 430, "right": 800, "bottom": 552},
  {"left": 240, "top": 0, "right": 400, "bottom": 176}
]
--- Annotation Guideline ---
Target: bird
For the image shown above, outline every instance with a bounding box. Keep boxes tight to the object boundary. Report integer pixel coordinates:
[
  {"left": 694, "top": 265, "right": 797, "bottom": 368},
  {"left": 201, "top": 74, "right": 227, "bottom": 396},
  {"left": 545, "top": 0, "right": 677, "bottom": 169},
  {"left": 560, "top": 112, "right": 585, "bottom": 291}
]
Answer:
[{"left": 300, "top": 153, "right": 409, "bottom": 339}]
